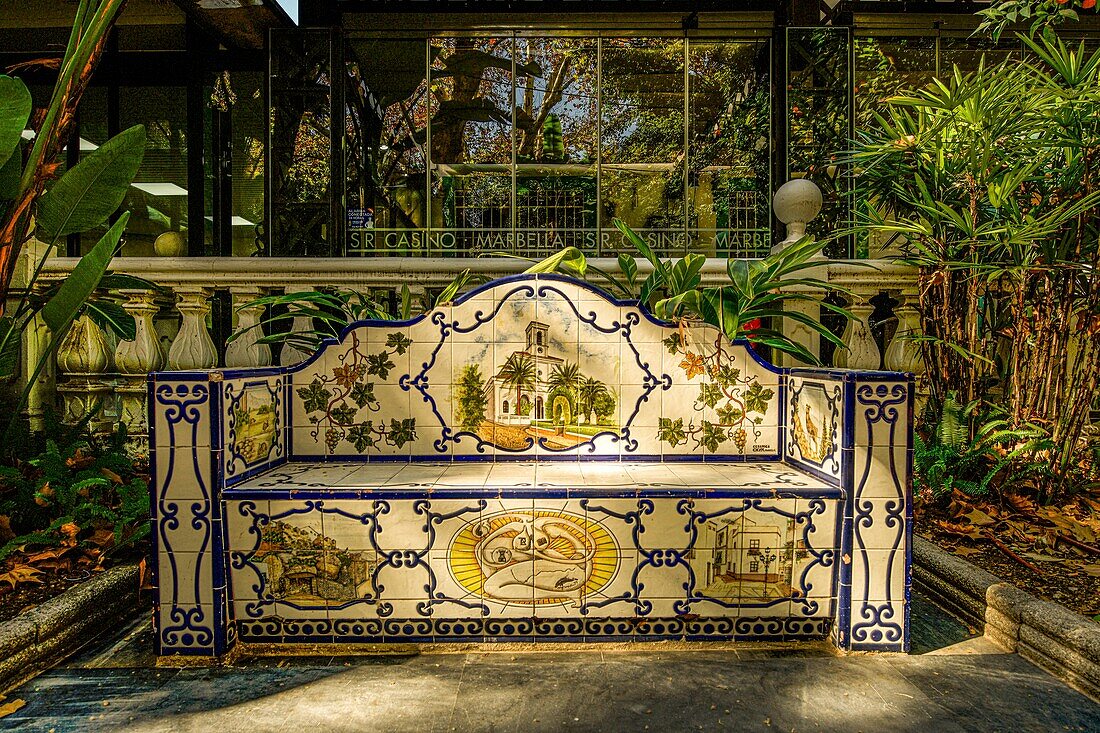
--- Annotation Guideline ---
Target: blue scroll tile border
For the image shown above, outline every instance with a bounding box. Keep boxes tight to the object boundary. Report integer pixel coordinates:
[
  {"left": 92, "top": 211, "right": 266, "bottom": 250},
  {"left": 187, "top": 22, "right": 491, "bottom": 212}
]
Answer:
[
  {"left": 223, "top": 377, "right": 287, "bottom": 485},
  {"left": 283, "top": 273, "right": 786, "bottom": 462}
]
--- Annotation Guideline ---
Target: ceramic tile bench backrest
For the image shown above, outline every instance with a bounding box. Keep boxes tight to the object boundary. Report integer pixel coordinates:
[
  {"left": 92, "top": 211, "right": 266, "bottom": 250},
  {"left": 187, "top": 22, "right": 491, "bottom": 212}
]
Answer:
[{"left": 149, "top": 274, "right": 913, "bottom": 657}]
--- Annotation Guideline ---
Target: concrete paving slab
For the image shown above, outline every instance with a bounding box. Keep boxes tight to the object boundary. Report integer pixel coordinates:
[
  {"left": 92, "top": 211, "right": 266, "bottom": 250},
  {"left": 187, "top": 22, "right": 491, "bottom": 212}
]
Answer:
[{"left": 0, "top": 591, "right": 1096, "bottom": 733}]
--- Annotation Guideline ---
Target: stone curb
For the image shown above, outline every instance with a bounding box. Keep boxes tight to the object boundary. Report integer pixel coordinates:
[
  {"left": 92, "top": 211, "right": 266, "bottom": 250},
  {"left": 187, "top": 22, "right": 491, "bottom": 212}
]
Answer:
[
  {"left": 913, "top": 536, "right": 1100, "bottom": 702},
  {"left": 0, "top": 563, "right": 141, "bottom": 694}
]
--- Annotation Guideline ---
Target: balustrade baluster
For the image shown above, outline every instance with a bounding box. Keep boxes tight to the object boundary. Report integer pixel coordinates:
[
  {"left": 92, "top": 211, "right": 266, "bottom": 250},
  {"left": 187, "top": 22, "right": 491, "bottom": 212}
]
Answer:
[
  {"left": 167, "top": 286, "right": 219, "bottom": 370},
  {"left": 55, "top": 314, "right": 114, "bottom": 428},
  {"left": 279, "top": 286, "right": 316, "bottom": 366},
  {"left": 225, "top": 286, "right": 272, "bottom": 368},
  {"left": 778, "top": 296, "right": 822, "bottom": 367},
  {"left": 114, "top": 290, "right": 165, "bottom": 448},
  {"left": 884, "top": 294, "right": 924, "bottom": 375},
  {"left": 835, "top": 301, "right": 880, "bottom": 370}
]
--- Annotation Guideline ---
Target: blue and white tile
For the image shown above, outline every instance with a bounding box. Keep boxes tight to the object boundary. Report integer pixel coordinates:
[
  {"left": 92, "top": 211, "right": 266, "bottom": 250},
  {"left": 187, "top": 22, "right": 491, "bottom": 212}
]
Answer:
[
  {"left": 853, "top": 379, "right": 910, "bottom": 448},
  {"left": 853, "top": 444, "right": 909, "bottom": 500},
  {"left": 850, "top": 548, "right": 907, "bottom": 602},
  {"left": 853, "top": 498, "right": 906, "bottom": 550}
]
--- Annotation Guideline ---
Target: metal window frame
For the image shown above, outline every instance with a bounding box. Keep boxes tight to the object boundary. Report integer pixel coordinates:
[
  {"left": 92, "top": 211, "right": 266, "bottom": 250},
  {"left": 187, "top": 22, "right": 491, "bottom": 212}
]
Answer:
[{"left": 347, "top": 28, "right": 773, "bottom": 258}]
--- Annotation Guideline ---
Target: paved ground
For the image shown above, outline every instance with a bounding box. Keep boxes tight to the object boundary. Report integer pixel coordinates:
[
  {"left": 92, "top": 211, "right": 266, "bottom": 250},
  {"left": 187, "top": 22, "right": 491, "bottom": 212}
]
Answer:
[{"left": 0, "top": 594, "right": 1097, "bottom": 733}]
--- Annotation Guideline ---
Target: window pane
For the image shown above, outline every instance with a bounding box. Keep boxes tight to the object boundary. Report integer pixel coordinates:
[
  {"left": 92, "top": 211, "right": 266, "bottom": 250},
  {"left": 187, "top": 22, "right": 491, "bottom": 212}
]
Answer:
[
  {"left": 345, "top": 38, "right": 428, "bottom": 256},
  {"left": 601, "top": 38, "right": 685, "bottom": 256},
  {"left": 231, "top": 72, "right": 266, "bottom": 256},
  {"left": 269, "top": 29, "right": 337, "bottom": 256},
  {"left": 854, "top": 37, "right": 935, "bottom": 258},
  {"left": 688, "top": 39, "right": 771, "bottom": 257},
  {"left": 80, "top": 86, "right": 192, "bottom": 257},
  {"left": 854, "top": 37, "right": 935, "bottom": 129},
  {"left": 513, "top": 37, "right": 598, "bottom": 257},
  {"left": 118, "top": 86, "right": 194, "bottom": 256},
  {"left": 431, "top": 36, "right": 514, "bottom": 255},
  {"left": 787, "top": 28, "right": 851, "bottom": 257},
  {"left": 941, "top": 36, "right": 1017, "bottom": 72}
]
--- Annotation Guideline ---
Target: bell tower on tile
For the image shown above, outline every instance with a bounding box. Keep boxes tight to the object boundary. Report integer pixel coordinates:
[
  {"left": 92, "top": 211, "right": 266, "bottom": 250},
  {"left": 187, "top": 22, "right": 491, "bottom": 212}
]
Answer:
[{"left": 526, "top": 321, "right": 549, "bottom": 356}]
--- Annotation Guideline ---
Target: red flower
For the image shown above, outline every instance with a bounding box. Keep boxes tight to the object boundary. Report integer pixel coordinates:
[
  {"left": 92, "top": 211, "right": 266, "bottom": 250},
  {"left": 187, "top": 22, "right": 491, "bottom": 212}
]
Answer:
[{"left": 1084, "top": 0, "right": 1096, "bottom": 10}]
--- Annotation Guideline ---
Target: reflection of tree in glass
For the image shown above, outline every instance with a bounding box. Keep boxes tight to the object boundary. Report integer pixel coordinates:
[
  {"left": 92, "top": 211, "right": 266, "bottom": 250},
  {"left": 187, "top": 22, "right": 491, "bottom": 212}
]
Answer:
[
  {"left": 687, "top": 41, "right": 771, "bottom": 233},
  {"left": 430, "top": 38, "right": 517, "bottom": 164},
  {"left": 787, "top": 29, "right": 851, "bottom": 256},
  {"left": 515, "top": 38, "right": 598, "bottom": 163},
  {"left": 601, "top": 39, "right": 684, "bottom": 164}
]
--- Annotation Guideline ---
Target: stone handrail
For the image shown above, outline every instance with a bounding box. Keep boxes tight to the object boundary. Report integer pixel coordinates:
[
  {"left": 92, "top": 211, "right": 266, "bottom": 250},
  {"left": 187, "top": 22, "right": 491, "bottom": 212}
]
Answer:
[{"left": 32, "top": 256, "right": 921, "bottom": 446}]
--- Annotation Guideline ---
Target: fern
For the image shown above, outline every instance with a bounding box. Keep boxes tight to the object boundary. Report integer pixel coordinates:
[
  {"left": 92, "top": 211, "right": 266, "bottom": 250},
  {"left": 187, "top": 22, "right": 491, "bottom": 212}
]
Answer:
[
  {"left": 0, "top": 421, "right": 149, "bottom": 565},
  {"left": 933, "top": 391, "right": 975, "bottom": 449}
]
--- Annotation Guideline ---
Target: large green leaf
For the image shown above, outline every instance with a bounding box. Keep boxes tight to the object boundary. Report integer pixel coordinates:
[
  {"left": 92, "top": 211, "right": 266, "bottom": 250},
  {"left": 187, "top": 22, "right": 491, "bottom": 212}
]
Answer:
[
  {"left": 524, "top": 246, "right": 587, "bottom": 277},
  {"left": 0, "top": 75, "right": 30, "bottom": 170},
  {"left": 85, "top": 298, "right": 136, "bottom": 342},
  {"left": 98, "top": 272, "right": 161, "bottom": 292},
  {"left": 0, "top": 140, "right": 20, "bottom": 201},
  {"left": 41, "top": 212, "right": 129, "bottom": 337},
  {"left": 35, "top": 125, "right": 145, "bottom": 242},
  {"left": 0, "top": 316, "right": 19, "bottom": 379}
]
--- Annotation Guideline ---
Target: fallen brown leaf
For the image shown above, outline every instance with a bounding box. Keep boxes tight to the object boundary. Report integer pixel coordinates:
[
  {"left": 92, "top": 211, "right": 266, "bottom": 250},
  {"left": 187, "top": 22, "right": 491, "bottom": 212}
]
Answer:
[
  {"left": 0, "top": 564, "right": 43, "bottom": 590},
  {"left": 962, "top": 508, "right": 998, "bottom": 527},
  {"left": 935, "top": 520, "right": 985, "bottom": 540},
  {"left": 23, "top": 546, "right": 76, "bottom": 564},
  {"left": 0, "top": 698, "right": 26, "bottom": 718},
  {"left": 88, "top": 528, "right": 114, "bottom": 548}
]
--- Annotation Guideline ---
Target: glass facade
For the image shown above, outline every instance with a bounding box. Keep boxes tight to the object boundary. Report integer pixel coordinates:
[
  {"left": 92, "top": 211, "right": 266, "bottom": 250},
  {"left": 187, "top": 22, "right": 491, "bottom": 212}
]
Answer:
[
  {"left": 3, "top": 6, "right": 1086, "bottom": 262},
  {"left": 326, "top": 32, "right": 772, "bottom": 259}
]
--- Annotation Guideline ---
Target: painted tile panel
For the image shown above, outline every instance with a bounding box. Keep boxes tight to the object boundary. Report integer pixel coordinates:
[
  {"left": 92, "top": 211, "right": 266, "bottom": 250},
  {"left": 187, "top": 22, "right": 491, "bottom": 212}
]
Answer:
[
  {"left": 223, "top": 491, "right": 839, "bottom": 642},
  {"left": 276, "top": 275, "right": 785, "bottom": 461},
  {"left": 223, "top": 374, "right": 285, "bottom": 481},
  {"left": 785, "top": 375, "right": 844, "bottom": 484}
]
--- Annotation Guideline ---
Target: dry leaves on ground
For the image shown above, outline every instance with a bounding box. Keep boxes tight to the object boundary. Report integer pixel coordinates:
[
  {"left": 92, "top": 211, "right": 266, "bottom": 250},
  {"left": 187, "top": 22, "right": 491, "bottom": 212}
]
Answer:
[
  {"left": 0, "top": 523, "right": 118, "bottom": 594},
  {"left": 0, "top": 697, "right": 26, "bottom": 719},
  {"left": 931, "top": 490, "right": 1100, "bottom": 570},
  {"left": 0, "top": 564, "right": 44, "bottom": 590}
]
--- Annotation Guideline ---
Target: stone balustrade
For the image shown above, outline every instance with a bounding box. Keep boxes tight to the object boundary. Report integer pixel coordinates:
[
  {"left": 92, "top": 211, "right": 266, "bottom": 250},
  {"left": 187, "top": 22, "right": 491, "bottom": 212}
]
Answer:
[{"left": 34, "top": 255, "right": 920, "bottom": 449}]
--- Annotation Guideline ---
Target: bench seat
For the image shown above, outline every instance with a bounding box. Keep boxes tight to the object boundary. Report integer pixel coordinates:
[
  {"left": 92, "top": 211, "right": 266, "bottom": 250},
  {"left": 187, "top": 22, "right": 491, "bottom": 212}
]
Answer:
[
  {"left": 226, "top": 460, "right": 837, "bottom": 494},
  {"left": 220, "top": 459, "right": 845, "bottom": 646},
  {"left": 149, "top": 273, "right": 913, "bottom": 657}
]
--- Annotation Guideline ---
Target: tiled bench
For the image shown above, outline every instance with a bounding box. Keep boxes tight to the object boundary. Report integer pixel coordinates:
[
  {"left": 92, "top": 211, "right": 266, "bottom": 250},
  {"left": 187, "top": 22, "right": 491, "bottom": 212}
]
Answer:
[{"left": 149, "top": 274, "right": 913, "bottom": 659}]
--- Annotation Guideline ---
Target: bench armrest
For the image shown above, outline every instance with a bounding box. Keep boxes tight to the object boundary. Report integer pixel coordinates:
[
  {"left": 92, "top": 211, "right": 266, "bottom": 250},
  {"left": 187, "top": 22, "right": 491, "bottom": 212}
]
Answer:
[
  {"left": 148, "top": 368, "right": 289, "bottom": 655},
  {"left": 784, "top": 369, "right": 914, "bottom": 650}
]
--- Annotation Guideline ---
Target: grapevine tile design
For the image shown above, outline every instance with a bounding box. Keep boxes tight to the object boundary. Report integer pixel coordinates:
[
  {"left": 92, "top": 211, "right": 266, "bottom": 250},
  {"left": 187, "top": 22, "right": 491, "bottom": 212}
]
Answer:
[{"left": 287, "top": 276, "right": 784, "bottom": 459}]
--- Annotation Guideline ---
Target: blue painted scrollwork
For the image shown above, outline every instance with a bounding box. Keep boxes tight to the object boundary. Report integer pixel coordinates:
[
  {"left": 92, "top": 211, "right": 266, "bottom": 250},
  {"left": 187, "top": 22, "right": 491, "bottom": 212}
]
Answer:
[
  {"left": 224, "top": 378, "right": 284, "bottom": 477},
  {"left": 850, "top": 381, "right": 909, "bottom": 646},
  {"left": 581, "top": 497, "right": 836, "bottom": 619},
  {"left": 153, "top": 382, "right": 214, "bottom": 651},
  {"left": 229, "top": 498, "right": 489, "bottom": 620},
  {"left": 400, "top": 283, "right": 669, "bottom": 457}
]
